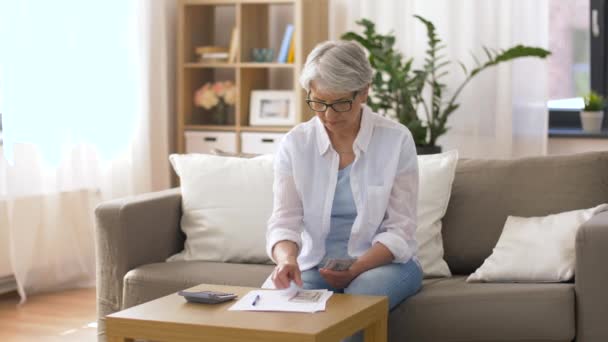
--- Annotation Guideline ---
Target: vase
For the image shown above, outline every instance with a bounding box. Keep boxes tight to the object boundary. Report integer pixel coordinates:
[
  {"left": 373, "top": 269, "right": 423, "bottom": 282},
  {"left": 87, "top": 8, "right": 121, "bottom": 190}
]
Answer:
[
  {"left": 211, "top": 101, "right": 228, "bottom": 125},
  {"left": 580, "top": 110, "right": 604, "bottom": 133}
]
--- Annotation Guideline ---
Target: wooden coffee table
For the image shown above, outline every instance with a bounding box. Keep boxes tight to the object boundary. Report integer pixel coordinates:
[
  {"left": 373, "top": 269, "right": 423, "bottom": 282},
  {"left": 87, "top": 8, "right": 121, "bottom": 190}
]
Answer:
[{"left": 106, "top": 283, "right": 388, "bottom": 342}]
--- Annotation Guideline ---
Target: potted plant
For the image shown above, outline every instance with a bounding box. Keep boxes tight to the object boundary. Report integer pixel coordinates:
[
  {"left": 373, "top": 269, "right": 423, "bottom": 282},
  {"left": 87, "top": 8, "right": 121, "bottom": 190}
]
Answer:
[
  {"left": 342, "top": 16, "right": 551, "bottom": 154},
  {"left": 580, "top": 91, "right": 606, "bottom": 133}
]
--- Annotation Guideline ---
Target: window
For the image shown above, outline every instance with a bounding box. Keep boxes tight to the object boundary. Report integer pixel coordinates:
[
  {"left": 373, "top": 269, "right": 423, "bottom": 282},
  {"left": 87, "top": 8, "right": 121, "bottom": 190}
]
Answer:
[
  {"left": 0, "top": 1, "right": 140, "bottom": 165},
  {"left": 548, "top": 0, "right": 590, "bottom": 99},
  {"left": 548, "top": 0, "right": 607, "bottom": 131}
]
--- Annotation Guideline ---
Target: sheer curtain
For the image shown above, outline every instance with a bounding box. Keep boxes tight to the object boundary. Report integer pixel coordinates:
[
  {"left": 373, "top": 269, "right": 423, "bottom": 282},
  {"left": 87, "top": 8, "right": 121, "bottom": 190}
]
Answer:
[
  {"left": 0, "top": 0, "right": 175, "bottom": 301},
  {"left": 329, "top": 0, "right": 549, "bottom": 158}
]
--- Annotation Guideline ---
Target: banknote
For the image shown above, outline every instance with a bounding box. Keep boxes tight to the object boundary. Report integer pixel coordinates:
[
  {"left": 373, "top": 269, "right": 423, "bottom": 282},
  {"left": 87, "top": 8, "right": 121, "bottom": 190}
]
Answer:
[
  {"left": 322, "top": 258, "right": 356, "bottom": 271},
  {"left": 289, "top": 290, "right": 323, "bottom": 303}
]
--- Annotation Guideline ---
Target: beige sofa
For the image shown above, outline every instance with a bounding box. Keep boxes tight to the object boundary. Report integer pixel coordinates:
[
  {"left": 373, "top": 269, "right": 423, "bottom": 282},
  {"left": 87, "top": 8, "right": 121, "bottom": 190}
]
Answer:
[{"left": 95, "top": 151, "right": 608, "bottom": 342}]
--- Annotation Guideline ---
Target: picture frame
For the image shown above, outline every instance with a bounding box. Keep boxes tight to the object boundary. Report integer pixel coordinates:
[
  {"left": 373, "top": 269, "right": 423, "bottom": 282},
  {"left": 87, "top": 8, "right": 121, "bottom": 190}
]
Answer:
[{"left": 249, "top": 90, "right": 296, "bottom": 126}]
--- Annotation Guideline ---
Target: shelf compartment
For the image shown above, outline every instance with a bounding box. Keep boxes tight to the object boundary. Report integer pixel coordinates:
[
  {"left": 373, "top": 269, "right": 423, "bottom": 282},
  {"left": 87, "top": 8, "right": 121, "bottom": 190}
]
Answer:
[
  {"left": 239, "top": 68, "right": 295, "bottom": 127},
  {"left": 183, "top": 4, "right": 236, "bottom": 64},
  {"left": 240, "top": 3, "right": 294, "bottom": 63},
  {"left": 184, "top": 68, "right": 237, "bottom": 126}
]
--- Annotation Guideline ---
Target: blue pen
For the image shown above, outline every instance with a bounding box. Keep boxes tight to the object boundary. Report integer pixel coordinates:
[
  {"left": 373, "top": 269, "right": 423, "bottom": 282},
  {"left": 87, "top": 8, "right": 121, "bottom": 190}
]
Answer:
[{"left": 251, "top": 294, "right": 260, "bottom": 306}]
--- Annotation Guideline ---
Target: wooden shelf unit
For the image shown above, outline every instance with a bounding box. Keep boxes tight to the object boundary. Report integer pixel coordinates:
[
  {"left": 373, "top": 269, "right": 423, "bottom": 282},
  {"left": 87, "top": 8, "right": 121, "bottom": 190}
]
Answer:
[{"left": 176, "top": 0, "right": 329, "bottom": 155}]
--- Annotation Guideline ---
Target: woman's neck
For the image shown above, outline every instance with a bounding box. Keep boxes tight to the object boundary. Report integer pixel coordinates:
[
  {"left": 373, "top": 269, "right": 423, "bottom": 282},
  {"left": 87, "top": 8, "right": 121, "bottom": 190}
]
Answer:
[{"left": 328, "top": 109, "right": 362, "bottom": 151}]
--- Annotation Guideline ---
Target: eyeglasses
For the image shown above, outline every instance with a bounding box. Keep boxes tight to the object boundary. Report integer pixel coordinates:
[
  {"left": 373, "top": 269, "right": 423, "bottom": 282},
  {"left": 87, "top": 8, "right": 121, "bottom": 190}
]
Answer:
[{"left": 306, "top": 91, "right": 358, "bottom": 113}]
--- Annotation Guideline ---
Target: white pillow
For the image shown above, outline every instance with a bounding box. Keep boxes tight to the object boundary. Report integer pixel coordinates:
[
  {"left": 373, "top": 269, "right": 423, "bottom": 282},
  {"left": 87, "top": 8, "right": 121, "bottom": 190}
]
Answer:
[
  {"left": 416, "top": 150, "right": 458, "bottom": 277},
  {"left": 167, "top": 153, "right": 274, "bottom": 263},
  {"left": 467, "top": 203, "right": 608, "bottom": 283}
]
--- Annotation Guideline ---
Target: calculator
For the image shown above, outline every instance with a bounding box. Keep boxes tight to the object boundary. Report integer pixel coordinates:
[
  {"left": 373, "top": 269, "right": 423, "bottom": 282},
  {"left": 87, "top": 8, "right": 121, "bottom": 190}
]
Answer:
[{"left": 178, "top": 290, "right": 238, "bottom": 304}]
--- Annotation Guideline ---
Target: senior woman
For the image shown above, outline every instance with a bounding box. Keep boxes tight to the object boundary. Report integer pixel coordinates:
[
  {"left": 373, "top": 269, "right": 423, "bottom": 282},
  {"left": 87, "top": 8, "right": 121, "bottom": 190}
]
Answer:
[{"left": 266, "top": 40, "right": 422, "bottom": 314}]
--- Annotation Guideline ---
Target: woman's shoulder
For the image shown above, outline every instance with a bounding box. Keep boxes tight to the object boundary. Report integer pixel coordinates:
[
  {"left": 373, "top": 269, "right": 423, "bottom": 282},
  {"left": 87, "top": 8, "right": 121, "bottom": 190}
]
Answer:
[
  {"left": 280, "top": 117, "right": 318, "bottom": 147},
  {"left": 368, "top": 110, "right": 409, "bottom": 132},
  {"left": 366, "top": 109, "right": 414, "bottom": 143}
]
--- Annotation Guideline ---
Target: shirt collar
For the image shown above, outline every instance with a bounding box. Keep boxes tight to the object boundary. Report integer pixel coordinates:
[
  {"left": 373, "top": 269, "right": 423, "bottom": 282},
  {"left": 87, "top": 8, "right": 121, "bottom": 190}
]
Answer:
[{"left": 315, "top": 105, "right": 374, "bottom": 156}]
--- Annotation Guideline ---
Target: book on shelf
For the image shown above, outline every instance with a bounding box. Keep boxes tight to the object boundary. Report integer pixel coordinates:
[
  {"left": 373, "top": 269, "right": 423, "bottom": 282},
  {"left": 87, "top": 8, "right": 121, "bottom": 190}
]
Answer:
[
  {"left": 195, "top": 46, "right": 229, "bottom": 63},
  {"left": 277, "top": 24, "right": 294, "bottom": 63},
  {"left": 287, "top": 30, "right": 295, "bottom": 63},
  {"left": 201, "top": 52, "right": 229, "bottom": 59},
  {"left": 228, "top": 26, "right": 238, "bottom": 63}
]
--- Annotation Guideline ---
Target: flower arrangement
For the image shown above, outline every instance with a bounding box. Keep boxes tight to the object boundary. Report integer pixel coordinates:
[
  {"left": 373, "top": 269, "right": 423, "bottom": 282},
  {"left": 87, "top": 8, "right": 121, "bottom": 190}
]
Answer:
[{"left": 194, "top": 81, "right": 237, "bottom": 124}]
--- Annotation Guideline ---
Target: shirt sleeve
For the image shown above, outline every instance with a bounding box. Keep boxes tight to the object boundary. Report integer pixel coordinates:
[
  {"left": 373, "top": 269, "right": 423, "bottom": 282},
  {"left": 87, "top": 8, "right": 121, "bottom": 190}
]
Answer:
[
  {"left": 265, "top": 136, "right": 304, "bottom": 263},
  {"left": 371, "top": 131, "right": 419, "bottom": 263}
]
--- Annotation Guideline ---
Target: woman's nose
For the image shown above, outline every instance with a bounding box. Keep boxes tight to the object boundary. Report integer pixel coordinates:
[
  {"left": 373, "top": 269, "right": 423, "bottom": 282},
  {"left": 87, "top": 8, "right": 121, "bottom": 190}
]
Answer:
[{"left": 324, "top": 107, "right": 340, "bottom": 119}]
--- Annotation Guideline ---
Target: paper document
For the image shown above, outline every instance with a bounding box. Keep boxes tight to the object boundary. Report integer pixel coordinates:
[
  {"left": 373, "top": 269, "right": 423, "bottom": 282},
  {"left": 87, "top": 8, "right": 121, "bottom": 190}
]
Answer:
[{"left": 229, "top": 282, "right": 333, "bottom": 313}]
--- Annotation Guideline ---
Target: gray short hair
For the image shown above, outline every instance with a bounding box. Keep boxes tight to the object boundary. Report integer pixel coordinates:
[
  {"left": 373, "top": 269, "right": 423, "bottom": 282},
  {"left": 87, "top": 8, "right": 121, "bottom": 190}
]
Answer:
[{"left": 299, "top": 40, "right": 373, "bottom": 94}]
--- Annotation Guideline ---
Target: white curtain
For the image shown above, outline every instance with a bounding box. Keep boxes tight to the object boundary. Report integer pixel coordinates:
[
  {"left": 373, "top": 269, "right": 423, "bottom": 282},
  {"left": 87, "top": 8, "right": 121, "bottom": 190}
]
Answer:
[
  {"left": 329, "top": 0, "right": 549, "bottom": 158},
  {"left": 0, "top": 0, "right": 175, "bottom": 301}
]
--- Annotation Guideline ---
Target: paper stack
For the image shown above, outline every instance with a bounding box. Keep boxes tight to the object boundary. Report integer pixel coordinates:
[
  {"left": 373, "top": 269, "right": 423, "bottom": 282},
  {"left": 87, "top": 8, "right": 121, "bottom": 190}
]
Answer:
[{"left": 228, "top": 283, "right": 333, "bottom": 313}]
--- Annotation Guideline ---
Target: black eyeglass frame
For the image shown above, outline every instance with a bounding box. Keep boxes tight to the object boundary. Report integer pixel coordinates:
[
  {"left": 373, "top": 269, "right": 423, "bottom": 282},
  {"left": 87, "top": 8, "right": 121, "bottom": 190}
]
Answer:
[{"left": 305, "top": 90, "right": 359, "bottom": 113}]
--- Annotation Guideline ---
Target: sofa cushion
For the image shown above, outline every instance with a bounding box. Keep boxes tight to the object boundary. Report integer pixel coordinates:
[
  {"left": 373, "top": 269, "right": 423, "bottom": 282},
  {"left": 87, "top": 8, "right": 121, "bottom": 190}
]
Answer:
[
  {"left": 389, "top": 276, "right": 575, "bottom": 342},
  {"left": 168, "top": 153, "right": 275, "bottom": 264},
  {"left": 122, "top": 261, "right": 274, "bottom": 309},
  {"left": 468, "top": 203, "right": 608, "bottom": 283},
  {"left": 443, "top": 151, "right": 608, "bottom": 275}
]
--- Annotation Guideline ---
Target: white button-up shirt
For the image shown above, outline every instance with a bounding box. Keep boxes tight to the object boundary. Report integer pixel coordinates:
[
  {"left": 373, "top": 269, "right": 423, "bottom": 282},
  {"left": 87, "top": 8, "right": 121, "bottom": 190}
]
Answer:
[{"left": 266, "top": 105, "right": 419, "bottom": 271}]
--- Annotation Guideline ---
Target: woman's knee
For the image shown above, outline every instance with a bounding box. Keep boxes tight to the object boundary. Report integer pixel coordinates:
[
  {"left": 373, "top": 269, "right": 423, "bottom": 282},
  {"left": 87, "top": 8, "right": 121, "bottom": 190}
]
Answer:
[
  {"left": 344, "top": 267, "right": 390, "bottom": 296},
  {"left": 344, "top": 262, "right": 423, "bottom": 297}
]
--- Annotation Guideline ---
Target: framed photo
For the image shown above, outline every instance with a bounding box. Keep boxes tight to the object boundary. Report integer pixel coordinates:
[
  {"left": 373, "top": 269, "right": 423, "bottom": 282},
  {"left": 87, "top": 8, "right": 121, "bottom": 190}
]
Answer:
[{"left": 249, "top": 90, "right": 296, "bottom": 126}]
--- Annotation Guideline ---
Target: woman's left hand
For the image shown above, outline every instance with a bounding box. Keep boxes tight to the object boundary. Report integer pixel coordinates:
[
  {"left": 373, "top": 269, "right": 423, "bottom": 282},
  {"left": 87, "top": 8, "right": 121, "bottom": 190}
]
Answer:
[{"left": 318, "top": 268, "right": 358, "bottom": 289}]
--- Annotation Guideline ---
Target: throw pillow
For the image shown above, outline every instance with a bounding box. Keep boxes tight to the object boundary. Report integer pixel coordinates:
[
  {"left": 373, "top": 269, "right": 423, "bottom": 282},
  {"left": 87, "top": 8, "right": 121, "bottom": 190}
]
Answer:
[
  {"left": 167, "top": 153, "right": 274, "bottom": 263},
  {"left": 211, "top": 148, "right": 259, "bottom": 159},
  {"left": 467, "top": 203, "right": 608, "bottom": 283},
  {"left": 416, "top": 150, "right": 458, "bottom": 277}
]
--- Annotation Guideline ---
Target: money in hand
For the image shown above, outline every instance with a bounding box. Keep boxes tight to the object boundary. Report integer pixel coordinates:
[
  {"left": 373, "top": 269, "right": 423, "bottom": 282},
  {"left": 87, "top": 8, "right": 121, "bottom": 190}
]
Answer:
[{"left": 323, "top": 258, "right": 356, "bottom": 271}]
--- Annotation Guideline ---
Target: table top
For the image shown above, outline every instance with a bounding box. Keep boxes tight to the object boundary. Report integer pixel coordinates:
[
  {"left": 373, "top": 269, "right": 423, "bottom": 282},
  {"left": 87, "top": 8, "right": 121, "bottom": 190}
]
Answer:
[{"left": 107, "top": 283, "right": 388, "bottom": 337}]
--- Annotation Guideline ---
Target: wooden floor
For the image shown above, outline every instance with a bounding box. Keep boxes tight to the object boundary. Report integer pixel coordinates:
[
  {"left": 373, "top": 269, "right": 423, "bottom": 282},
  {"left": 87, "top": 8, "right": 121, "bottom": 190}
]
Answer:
[{"left": 0, "top": 288, "right": 97, "bottom": 342}]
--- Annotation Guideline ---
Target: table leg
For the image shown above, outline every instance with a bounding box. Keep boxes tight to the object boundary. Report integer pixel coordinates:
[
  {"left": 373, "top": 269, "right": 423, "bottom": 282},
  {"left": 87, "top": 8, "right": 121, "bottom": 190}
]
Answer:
[{"left": 363, "top": 315, "right": 387, "bottom": 342}]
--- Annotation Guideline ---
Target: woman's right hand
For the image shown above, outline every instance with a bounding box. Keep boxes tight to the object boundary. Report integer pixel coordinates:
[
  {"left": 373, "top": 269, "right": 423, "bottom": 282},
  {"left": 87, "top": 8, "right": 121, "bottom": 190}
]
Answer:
[{"left": 271, "top": 256, "right": 303, "bottom": 289}]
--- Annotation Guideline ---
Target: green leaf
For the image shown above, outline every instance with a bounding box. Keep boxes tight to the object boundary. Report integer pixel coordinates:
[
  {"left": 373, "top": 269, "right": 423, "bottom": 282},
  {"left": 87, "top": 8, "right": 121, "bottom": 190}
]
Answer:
[
  {"left": 470, "top": 51, "right": 481, "bottom": 67},
  {"left": 458, "top": 61, "right": 468, "bottom": 75},
  {"left": 482, "top": 46, "right": 493, "bottom": 61}
]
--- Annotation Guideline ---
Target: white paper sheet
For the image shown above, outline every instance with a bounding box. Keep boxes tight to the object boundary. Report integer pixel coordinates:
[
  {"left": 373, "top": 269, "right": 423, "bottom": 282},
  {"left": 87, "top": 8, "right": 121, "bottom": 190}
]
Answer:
[{"left": 228, "top": 285, "right": 333, "bottom": 313}]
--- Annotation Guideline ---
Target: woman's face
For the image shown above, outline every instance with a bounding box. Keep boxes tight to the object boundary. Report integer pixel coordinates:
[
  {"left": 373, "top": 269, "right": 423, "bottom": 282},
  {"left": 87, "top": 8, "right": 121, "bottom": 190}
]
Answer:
[{"left": 308, "top": 82, "right": 369, "bottom": 136}]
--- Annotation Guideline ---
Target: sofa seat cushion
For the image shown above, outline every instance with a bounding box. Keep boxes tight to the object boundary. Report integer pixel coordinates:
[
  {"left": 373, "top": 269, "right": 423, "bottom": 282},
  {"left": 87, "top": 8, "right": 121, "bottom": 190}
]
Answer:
[
  {"left": 389, "top": 276, "right": 575, "bottom": 342},
  {"left": 122, "top": 261, "right": 274, "bottom": 309}
]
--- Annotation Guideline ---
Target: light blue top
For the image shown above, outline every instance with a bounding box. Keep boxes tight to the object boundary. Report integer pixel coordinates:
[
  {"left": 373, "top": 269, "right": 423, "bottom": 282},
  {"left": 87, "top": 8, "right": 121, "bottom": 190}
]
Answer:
[{"left": 321, "top": 163, "right": 357, "bottom": 265}]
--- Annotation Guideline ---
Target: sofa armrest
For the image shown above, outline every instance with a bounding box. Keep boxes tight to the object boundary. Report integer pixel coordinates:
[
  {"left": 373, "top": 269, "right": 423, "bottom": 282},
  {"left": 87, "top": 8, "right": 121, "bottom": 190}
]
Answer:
[
  {"left": 576, "top": 210, "right": 608, "bottom": 342},
  {"left": 94, "top": 187, "right": 182, "bottom": 341}
]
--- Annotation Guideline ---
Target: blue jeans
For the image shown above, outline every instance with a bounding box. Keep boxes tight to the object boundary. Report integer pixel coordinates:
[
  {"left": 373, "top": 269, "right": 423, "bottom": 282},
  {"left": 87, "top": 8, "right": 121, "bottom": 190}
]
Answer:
[{"left": 301, "top": 258, "right": 423, "bottom": 341}]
